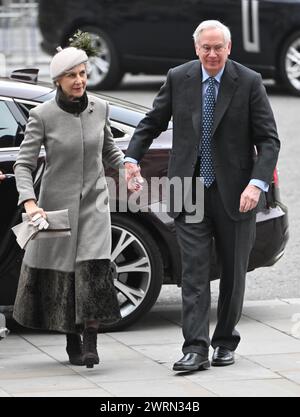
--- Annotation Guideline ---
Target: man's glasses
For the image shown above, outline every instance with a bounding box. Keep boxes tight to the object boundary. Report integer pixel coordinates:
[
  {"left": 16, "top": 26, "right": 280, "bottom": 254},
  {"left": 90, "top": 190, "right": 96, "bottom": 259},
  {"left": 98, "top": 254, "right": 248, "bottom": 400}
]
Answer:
[{"left": 199, "top": 44, "right": 226, "bottom": 54}]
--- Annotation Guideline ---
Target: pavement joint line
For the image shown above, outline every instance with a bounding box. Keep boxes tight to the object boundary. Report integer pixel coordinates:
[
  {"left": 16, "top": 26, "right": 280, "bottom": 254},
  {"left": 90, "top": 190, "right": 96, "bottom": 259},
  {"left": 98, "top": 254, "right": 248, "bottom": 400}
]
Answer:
[
  {"left": 106, "top": 332, "right": 170, "bottom": 353},
  {"left": 97, "top": 333, "right": 179, "bottom": 373},
  {"left": 275, "top": 371, "right": 300, "bottom": 386},
  {"left": 243, "top": 298, "right": 300, "bottom": 306},
  {"left": 57, "top": 362, "right": 114, "bottom": 393},
  {"left": 17, "top": 334, "right": 71, "bottom": 365},
  {"left": 170, "top": 366, "right": 224, "bottom": 398},
  {"left": 0, "top": 387, "right": 12, "bottom": 397},
  {"left": 241, "top": 311, "right": 300, "bottom": 342},
  {"left": 154, "top": 310, "right": 182, "bottom": 328},
  {"left": 271, "top": 368, "right": 300, "bottom": 386},
  {"left": 177, "top": 376, "right": 219, "bottom": 397},
  {"left": 238, "top": 355, "right": 293, "bottom": 383}
]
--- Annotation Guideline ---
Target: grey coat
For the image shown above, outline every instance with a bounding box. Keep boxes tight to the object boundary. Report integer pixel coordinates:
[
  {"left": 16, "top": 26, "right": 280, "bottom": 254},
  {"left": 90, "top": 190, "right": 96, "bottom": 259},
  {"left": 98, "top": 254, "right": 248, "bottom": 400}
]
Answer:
[{"left": 14, "top": 95, "right": 124, "bottom": 272}]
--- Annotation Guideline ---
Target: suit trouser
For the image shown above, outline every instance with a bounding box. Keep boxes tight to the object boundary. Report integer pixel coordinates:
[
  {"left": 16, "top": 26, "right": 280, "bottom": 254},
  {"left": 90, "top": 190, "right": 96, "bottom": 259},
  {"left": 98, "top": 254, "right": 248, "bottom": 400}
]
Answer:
[{"left": 174, "top": 181, "right": 256, "bottom": 355}]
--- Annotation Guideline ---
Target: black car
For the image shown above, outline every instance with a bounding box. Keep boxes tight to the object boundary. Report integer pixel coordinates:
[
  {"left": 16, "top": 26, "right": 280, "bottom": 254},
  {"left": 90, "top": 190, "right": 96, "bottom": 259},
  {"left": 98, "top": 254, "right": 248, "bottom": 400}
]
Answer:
[
  {"left": 0, "top": 73, "right": 288, "bottom": 331},
  {"left": 38, "top": 0, "right": 300, "bottom": 94}
]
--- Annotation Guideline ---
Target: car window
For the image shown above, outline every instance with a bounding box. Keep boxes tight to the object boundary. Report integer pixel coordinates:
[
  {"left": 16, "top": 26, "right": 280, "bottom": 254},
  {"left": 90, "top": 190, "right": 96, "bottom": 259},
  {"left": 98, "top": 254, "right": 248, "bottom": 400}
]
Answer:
[
  {"left": 17, "top": 102, "right": 35, "bottom": 119},
  {"left": 110, "top": 121, "right": 134, "bottom": 142},
  {"left": 0, "top": 101, "right": 23, "bottom": 148},
  {"left": 17, "top": 100, "right": 134, "bottom": 142}
]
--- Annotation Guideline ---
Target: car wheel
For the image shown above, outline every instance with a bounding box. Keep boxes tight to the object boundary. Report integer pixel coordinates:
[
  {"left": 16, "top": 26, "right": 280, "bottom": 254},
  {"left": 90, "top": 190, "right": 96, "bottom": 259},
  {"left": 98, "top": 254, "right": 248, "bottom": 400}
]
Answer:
[
  {"left": 78, "top": 26, "right": 124, "bottom": 90},
  {"left": 279, "top": 31, "right": 300, "bottom": 96},
  {"left": 102, "top": 215, "right": 164, "bottom": 331}
]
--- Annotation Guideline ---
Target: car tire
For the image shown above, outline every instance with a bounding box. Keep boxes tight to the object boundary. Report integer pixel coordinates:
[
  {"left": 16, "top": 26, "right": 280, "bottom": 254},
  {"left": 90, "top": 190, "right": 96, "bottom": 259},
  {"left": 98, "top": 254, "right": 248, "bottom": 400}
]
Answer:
[
  {"left": 77, "top": 26, "right": 124, "bottom": 90},
  {"left": 102, "top": 214, "right": 164, "bottom": 331},
  {"left": 279, "top": 31, "right": 300, "bottom": 96}
]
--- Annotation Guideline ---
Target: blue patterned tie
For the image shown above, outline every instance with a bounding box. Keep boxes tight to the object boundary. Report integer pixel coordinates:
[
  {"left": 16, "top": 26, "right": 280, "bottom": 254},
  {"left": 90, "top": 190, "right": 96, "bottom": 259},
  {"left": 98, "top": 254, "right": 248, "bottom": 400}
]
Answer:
[{"left": 200, "top": 77, "right": 216, "bottom": 188}]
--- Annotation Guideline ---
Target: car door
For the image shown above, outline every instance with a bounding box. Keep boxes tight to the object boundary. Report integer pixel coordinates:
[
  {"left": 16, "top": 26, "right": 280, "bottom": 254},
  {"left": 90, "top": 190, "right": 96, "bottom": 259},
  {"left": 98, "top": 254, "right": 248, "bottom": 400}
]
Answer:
[
  {"left": 0, "top": 98, "right": 45, "bottom": 266},
  {"left": 115, "top": 0, "right": 250, "bottom": 61},
  {"left": 0, "top": 99, "right": 23, "bottom": 257},
  {"left": 181, "top": 0, "right": 256, "bottom": 61}
]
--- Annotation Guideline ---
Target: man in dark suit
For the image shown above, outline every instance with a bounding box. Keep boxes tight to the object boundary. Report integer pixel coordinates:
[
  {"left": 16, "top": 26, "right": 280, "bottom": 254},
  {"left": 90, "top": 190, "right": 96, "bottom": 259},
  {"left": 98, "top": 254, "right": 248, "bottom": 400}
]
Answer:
[{"left": 124, "top": 20, "right": 280, "bottom": 372}]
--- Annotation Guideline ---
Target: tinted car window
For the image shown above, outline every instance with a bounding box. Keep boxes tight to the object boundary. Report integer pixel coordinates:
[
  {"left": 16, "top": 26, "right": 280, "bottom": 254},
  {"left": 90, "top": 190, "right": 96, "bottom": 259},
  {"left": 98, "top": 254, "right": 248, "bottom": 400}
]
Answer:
[
  {"left": 17, "top": 102, "right": 35, "bottom": 120},
  {"left": 0, "top": 101, "right": 24, "bottom": 148},
  {"left": 17, "top": 100, "right": 133, "bottom": 142}
]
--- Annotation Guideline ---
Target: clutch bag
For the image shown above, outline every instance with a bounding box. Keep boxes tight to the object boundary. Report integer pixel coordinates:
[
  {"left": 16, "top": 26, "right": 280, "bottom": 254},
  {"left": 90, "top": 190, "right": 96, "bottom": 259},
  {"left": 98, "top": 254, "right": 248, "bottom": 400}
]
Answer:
[{"left": 12, "top": 209, "right": 71, "bottom": 249}]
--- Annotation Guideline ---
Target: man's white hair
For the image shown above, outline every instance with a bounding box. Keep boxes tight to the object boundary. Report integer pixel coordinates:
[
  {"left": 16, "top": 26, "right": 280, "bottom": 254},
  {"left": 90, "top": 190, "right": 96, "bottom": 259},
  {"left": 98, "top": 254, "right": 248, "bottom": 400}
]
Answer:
[{"left": 193, "top": 20, "right": 231, "bottom": 45}]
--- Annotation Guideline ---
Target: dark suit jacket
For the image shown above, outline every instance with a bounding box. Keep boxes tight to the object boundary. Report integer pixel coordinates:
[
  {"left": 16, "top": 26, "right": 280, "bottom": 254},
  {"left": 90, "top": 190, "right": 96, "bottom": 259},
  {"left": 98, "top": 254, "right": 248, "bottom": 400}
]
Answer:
[{"left": 125, "top": 59, "right": 280, "bottom": 221}]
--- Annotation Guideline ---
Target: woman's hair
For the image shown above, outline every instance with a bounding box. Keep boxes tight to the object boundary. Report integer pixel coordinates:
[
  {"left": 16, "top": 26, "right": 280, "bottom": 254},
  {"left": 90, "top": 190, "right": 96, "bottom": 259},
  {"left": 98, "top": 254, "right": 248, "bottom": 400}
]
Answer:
[
  {"left": 62, "top": 61, "right": 90, "bottom": 77},
  {"left": 54, "top": 62, "right": 90, "bottom": 87},
  {"left": 193, "top": 20, "right": 231, "bottom": 45}
]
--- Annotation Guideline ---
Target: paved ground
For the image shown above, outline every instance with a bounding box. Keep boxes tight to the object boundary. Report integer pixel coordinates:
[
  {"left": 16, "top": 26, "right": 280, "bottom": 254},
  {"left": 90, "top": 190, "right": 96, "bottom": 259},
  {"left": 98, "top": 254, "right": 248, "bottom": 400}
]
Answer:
[{"left": 0, "top": 298, "right": 300, "bottom": 398}]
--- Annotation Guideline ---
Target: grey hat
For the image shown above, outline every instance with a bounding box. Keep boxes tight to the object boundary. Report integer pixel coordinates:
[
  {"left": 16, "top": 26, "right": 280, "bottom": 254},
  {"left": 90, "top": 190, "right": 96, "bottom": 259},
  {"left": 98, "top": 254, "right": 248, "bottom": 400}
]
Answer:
[{"left": 50, "top": 47, "right": 89, "bottom": 80}]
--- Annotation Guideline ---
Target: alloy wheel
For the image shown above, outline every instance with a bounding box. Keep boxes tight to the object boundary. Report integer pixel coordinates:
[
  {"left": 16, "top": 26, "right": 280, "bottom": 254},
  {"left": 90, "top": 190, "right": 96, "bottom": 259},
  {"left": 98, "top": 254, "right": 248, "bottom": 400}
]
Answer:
[
  {"left": 285, "top": 37, "right": 300, "bottom": 93},
  {"left": 111, "top": 225, "right": 152, "bottom": 319},
  {"left": 86, "top": 31, "right": 111, "bottom": 89}
]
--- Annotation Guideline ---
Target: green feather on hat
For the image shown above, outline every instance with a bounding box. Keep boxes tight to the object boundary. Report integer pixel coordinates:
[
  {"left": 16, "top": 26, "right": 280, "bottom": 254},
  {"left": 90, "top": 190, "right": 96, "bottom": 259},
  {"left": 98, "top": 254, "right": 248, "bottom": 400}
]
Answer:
[{"left": 68, "top": 30, "right": 99, "bottom": 58}]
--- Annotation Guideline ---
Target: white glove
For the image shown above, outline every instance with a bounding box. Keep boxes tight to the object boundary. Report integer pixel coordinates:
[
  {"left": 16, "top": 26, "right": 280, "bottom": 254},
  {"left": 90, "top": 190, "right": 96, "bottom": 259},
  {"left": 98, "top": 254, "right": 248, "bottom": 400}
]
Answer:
[{"left": 30, "top": 213, "right": 49, "bottom": 230}]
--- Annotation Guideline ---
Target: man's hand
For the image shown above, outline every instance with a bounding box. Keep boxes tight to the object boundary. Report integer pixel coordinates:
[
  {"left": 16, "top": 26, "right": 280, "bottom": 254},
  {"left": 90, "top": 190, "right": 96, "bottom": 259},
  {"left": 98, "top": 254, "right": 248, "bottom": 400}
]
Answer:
[
  {"left": 0, "top": 171, "right": 5, "bottom": 182},
  {"left": 239, "top": 184, "right": 262, "bottom": 213},
  {"left": 124, "top": 162, "right": 144, "bottom": 192}
]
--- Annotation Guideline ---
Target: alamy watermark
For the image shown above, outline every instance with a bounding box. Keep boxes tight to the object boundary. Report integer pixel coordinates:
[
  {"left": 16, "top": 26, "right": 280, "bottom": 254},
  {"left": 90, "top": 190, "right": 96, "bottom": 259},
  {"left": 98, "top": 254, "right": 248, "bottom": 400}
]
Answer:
[{"left": 95, "top": 173, "right": 205, "bottom": 224}]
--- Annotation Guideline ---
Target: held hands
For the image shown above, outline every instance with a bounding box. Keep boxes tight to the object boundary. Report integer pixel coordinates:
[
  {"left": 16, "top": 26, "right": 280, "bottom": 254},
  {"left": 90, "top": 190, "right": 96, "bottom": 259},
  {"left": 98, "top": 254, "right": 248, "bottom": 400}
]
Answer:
[
  {"left": 239, "top": 184, "right": 261, "bottom": 213},
  {"left": 124, "top": 162, "right": 144, "bottom": 192},
  {"left": 24, "top": 200, "right": 49, "bottom": 230}
]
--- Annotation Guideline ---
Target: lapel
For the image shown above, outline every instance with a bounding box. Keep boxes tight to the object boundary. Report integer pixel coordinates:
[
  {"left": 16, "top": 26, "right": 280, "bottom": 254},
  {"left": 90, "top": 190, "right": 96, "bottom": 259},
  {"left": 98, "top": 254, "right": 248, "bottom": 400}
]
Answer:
[
  {"left": 213, "top": 60, "right": 239, "bottom": 135},
  {"left": 184, "top": 60, "right": 239, "bottom": 141},
  {"left": 184, "top": 61, "right": 202, "bottom": 143}
]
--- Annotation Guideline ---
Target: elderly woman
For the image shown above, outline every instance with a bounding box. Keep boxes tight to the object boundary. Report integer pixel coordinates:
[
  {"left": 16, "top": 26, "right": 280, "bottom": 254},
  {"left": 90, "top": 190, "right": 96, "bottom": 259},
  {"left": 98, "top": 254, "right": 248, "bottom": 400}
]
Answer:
[{"left": 13, "top": 47, "right": 124, "bottom": 368}]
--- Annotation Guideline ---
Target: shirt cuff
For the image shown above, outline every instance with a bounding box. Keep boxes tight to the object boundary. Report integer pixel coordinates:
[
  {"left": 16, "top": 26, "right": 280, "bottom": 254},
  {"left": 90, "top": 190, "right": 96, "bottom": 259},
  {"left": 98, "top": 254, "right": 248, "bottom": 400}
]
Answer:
[
  {"left": 123, "top": 157, "right": 138, "bottom": 164},
  {"left": 249, "top": 179, "right": 269, "bottom": 192}
]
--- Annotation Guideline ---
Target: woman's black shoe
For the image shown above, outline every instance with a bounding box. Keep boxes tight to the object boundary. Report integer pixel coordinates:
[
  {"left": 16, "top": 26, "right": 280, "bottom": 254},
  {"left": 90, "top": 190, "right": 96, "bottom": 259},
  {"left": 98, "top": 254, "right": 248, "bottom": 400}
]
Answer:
[
  {"left": 66, "top": 333, "right": 84, "bottom": 366},
  {"left": 82, "top": 327, "right": 99, "bottom": 368}
]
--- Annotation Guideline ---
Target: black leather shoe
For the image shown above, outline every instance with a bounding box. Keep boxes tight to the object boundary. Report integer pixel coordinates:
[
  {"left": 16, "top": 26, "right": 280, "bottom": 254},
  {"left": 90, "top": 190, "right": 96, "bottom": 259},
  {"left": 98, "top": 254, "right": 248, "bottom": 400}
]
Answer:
[
  {"left": 173, "top": 353, "right": 210, "bottom": 372},
  {"left": 211, "top": 346, "right": 235, "bottom": 367}
]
